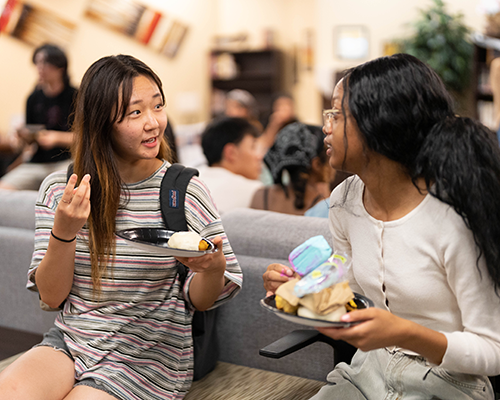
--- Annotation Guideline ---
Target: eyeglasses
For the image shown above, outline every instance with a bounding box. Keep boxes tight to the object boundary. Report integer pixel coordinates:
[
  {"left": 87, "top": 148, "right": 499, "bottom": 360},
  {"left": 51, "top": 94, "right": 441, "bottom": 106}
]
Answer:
[{"left": 322, "top": 108, "right": 340, "bottom": 128}]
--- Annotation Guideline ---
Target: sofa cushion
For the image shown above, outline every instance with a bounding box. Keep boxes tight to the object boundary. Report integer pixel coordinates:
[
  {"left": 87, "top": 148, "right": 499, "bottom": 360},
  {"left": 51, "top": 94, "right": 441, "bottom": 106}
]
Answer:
[
  {"left": 0, "top": 226, "right": 56, "bottom": 334},
  {"left": 220, "top": 208, "right": 335, "bottom": 381},
  {"left": 222, "top": 208, "right": 332, "bottom": 260},
  {"left": 0, "top": 189, "right": 38, "bottom": 230}
]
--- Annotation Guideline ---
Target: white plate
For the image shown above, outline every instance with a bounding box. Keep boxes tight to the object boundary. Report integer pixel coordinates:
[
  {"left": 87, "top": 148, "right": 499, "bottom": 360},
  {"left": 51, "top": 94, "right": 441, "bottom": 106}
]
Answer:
[
  {"left": 116, "top": 228, "right": 215, "bottom": 258},
  {"left": 260, "top": 293, "right": 373, "bottom": 328}
]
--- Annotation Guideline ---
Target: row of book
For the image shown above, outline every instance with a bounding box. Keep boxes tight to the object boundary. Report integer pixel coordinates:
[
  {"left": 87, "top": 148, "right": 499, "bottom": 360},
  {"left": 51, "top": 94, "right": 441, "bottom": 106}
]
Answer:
[{"left": 0, "top": 0, "right": 189, "bottom": 58}]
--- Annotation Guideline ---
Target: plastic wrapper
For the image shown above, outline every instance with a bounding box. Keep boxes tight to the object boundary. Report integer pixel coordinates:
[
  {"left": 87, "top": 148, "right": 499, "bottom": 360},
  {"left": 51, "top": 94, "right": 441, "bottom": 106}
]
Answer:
[
  {"left": 288, "top": 235, "right": 332, "bottom": 276},
  {"left": 294, "top": 252, "right": 351, "bottom": 297}
]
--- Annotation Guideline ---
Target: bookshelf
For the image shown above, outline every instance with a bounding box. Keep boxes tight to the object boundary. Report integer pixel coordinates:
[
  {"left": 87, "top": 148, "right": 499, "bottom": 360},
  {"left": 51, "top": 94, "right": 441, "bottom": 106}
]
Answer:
[
  {"left": 0, "top": 0, "right": 75, "bottom": 48},
  {"left": 210, "top": 50, "right": 283, "bottom": 120},
  {"left": 472, "top": 42, "right": 498, "bottom": 130}
]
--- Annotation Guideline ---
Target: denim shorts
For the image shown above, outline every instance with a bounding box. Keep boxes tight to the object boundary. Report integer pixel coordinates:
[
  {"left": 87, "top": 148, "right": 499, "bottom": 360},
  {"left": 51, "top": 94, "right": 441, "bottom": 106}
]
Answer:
[
  {"left": 310, "top": 347, "right": 494, "bottom": 400},
  {"left": 34, "top": 327, "right": 120, "bottom": 399}
]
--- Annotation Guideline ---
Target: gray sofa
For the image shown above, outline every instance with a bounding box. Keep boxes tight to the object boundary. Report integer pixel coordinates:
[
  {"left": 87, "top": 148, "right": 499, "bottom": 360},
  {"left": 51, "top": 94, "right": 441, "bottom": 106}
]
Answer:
[
  {"left": 0, "top": 189, "right": 57, "bottom": 334},
  {"left": 0, "top": 190, "right": 334, "bottom": 382}
]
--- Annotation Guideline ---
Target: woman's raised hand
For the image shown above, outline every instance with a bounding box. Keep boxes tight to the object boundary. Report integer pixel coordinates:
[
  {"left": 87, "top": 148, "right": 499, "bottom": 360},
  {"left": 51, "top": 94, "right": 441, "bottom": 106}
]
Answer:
[
  {"left": 263, "top": 263, "right": 297, "bottom": 297},
  {"left": 52, "top": 174, "right": 91, "bottom": 241}
]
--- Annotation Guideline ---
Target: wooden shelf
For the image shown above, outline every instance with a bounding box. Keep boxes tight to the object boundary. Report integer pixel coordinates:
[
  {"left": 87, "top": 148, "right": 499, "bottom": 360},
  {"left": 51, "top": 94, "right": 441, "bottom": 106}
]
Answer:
[
  {"left": 210, "top": 49, "right": 284, "bottom": 119},
  {"left": 472, "top": 43, "right": 497, "bottom": 129}
]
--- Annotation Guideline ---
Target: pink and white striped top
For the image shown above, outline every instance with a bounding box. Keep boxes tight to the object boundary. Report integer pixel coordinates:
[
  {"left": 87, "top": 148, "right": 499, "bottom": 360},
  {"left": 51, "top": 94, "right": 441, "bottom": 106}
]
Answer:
[{"left": 28, "top": 161, "right": 242, "bottom": 399}]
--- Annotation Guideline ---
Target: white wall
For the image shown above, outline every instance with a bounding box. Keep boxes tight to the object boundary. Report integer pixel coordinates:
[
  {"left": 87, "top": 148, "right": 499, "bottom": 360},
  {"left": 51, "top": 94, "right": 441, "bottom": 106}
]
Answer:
[
  {"left": 0, "top": 0, "right": 490, "bottom": 135},
  {"left": 316, "top": 0, "right": 485, "bottom": 97},
  {"left": 0, "top": 0, "right": 217, "bottom": 134}
]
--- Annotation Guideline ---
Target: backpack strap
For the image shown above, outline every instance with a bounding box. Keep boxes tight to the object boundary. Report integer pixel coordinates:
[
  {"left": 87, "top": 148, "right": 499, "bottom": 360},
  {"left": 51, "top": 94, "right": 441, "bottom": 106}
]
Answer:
[{"left": 159, "top": 163, "right": 199, "bottom": 285}]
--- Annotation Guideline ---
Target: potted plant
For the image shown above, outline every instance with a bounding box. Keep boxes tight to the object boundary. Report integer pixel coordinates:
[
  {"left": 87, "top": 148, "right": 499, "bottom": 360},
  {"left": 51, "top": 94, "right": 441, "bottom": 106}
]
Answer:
[{"left": 400, "top": 0, "right": 473, "bottom": 96}]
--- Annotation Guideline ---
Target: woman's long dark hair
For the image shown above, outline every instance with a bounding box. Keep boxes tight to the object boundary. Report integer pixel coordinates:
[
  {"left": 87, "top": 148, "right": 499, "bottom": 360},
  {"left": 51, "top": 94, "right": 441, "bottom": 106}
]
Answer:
[
  {"left": 342, "top": 53, "right": 500, "bottom": 295},
  {"left": 71, "top": 55, "right": 170, "bottom": 292}
]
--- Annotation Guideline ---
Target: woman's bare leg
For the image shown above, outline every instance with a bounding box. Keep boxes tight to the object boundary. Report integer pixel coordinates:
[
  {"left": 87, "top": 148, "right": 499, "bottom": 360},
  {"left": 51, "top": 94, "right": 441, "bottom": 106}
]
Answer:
[{"left": 0, "top": 346, "right": 75, "bottom": 400}]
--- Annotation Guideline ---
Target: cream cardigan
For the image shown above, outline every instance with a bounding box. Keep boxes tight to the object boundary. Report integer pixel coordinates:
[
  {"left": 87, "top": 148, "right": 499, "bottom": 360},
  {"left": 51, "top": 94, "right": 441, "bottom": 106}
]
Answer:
[{"left": 329, "top": 176, "right": 500, "bottom": 376}]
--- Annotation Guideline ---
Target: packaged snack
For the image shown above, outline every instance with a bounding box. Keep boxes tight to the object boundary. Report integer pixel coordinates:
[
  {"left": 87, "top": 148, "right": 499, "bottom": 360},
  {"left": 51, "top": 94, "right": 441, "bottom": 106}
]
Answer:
[
  {"left": 293, "top": 252, "right": 350, "bottom": 297},
  {"left": 288, "top": 235, "right": 332, "bottom": 276}
]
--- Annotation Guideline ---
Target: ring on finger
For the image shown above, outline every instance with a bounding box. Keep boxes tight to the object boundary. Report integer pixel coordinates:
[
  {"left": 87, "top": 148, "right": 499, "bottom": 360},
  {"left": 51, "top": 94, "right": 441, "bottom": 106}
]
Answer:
[{"left": 62, "top": 199, "right": 71, "bottom": 204}]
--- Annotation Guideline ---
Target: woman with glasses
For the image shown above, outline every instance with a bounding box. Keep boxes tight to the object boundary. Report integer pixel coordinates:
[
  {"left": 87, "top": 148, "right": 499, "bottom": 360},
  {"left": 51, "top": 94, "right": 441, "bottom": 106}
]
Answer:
[{"left": 264, "top": 53, "right": 500, "bottom": 399}]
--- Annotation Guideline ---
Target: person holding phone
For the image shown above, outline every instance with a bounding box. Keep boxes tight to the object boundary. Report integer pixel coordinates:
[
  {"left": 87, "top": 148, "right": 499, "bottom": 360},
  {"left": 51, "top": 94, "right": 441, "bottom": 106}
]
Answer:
[
  {"left": 263, "top": 54, "right": 500, "bottom": 399},
  {"left": 0, "top": 43, "right": 77, "bottom": 190}
]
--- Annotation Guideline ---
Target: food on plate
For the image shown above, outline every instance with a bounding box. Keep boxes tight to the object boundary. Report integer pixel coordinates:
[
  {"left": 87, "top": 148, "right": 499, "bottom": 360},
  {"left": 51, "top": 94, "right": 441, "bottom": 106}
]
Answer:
[
  {"left": 275, "top": 237, "right": 357, "bottom": 322},
  {"left": 288, "top": 235, "right": 332, "bottom": 276},
  {"left": 168, "top": 231, "right": 210, "bottom": 251},
  {"left": 297, "top": 305, "right": 347, "bottom": 322},
  {"left": 275, "top": 278, "right": 300, "bottom": 314}
]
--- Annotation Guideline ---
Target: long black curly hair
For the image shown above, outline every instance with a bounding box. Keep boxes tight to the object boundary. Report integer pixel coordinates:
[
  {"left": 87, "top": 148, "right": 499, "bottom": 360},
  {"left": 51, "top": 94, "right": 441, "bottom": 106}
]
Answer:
[{"left": 341, "top": 53, "right": 500, "bottom": 295}]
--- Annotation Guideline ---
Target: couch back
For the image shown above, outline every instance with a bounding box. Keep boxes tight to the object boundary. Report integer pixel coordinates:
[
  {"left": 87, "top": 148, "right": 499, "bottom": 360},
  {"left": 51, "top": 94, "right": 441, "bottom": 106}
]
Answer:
[
  {"left": 0, "top": 189, "right": 57, "bottom": 334},
  {"left": 219, "top": 208, "right": 335, "bottom": 381},
  {"left": 0, "top": 189, "right": 38, "bottom": 230}
]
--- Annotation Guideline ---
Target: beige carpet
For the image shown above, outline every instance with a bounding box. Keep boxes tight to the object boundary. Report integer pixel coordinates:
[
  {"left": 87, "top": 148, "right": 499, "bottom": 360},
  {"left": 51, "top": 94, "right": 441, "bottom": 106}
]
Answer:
[
  {"left": 0, "top": 355, "right": 324, "bottom": 399},
  {"left": 185, "top": 362, "right": 324, "bottom": 400}
]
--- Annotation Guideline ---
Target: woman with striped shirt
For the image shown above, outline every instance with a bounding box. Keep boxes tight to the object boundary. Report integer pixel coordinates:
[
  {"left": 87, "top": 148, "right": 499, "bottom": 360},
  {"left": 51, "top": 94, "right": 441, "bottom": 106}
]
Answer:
[{"left": 0, "top": 55, "right": 242, "bottom": 400}]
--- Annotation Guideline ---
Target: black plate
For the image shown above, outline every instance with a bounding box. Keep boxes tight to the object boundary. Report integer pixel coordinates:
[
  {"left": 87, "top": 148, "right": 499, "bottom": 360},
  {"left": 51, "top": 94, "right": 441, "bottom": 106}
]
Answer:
[
  {"left": 116, "top": 228, "right": 214, "bottom": 257},
  {"left": 260, "top": 293, "right": 374, "bottom": 328}
]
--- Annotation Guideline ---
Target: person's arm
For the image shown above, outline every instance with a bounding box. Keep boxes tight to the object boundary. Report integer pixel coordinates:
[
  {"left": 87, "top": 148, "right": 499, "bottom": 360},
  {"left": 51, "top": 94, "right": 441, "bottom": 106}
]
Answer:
[
  {"left": 249, "top": 187, "right": 265, "bottom": 210},
  {"left": 176, "top": 176, "right": 242, "bottom": 311},
  {"left": 176, "top": 237, "right": 227, "bottom": 311},
  {"left": 35, "top": 174, "right": 91, "bottom": 308},
  {"left": 36, "top": 130, "right": 74, "bottom": 150},
  {"left": 318, "top": 308, "right": 448, "bottom": 365}
]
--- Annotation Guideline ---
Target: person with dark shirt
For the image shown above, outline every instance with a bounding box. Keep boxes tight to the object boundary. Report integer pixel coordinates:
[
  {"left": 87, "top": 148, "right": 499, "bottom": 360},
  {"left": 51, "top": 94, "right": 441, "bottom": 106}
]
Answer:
[{"left": 0, "top": 43, "right": 77, "bottom": 190}]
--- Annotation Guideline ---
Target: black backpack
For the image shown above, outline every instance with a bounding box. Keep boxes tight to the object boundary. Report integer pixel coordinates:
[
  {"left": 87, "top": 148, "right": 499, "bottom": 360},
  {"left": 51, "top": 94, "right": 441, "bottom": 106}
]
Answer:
[
  {"left": 67, "top": 163, "right": 218, "bottom": 381},
  {"left": 159, "top": 163, "right": 218, "bottom": 381}
]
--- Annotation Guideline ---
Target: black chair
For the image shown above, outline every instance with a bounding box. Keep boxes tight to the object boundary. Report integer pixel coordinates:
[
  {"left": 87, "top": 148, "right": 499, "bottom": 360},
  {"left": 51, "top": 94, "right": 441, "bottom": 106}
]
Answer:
[{"left": 260, "top": 330, "right": 499, "bottom": 399}]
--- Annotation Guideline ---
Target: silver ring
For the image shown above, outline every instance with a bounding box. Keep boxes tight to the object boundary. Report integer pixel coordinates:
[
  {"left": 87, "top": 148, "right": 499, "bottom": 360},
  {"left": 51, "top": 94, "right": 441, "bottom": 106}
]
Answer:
[{"left": 61, "top": 199, "right": 71, "bottom": 204}]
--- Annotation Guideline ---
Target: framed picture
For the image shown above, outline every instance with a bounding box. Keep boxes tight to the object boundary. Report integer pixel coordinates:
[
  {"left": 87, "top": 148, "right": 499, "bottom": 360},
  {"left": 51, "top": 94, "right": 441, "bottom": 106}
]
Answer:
[{"left": 335, "top": 25, "right": 369, "bottom": 60}]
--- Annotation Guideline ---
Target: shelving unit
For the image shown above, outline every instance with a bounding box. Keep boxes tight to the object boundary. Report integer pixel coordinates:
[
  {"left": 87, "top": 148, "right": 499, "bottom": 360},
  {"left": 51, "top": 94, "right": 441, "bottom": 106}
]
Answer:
[
  {"left": 472, "top": 42, "right": 497, "bottom": 130},
  {"left": 210, "top": 49, "right": 283, "bottom": 120}
]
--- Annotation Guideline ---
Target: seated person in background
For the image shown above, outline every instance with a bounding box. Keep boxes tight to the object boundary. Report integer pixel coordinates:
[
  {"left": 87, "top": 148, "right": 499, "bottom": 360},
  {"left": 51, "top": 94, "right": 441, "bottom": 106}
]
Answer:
[
  {"left": 199, "top": 117, "right": 264, "bottom": 215},
  {"left": 250, "top": 122, "right": 332, "bottom": 215},
  {"left": 225, "top": 89, "right": 263, "bottom": 132},
  {"left": 0, "top": 132, "right": 20, "bottom": 178},
  {"left": 304, "top": 170, "right": 354, "bottom": 218},
  {"left": 260, "top": 92, "right": 298, "bottom": 150},
  {"left": 0, "top": 43, "right": 77, "bottom": 191}
]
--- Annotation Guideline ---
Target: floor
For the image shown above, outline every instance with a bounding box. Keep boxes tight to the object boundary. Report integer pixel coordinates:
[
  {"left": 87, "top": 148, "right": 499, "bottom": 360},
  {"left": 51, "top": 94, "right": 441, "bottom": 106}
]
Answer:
[{"left": 0, "top": 327, "right": 324, "bottom": 400}]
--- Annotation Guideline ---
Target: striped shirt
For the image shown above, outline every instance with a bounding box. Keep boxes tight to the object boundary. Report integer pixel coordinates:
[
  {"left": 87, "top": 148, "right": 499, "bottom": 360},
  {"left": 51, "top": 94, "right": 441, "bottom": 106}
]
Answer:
[{"left": 27, "top": 161, "right": 242, "bottom": 399}]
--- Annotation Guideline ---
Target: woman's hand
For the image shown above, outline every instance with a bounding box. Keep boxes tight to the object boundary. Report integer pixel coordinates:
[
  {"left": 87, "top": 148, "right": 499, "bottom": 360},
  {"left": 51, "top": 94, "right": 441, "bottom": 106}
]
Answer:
[
  {"left": 263, "top": 263, "right": 297, "bottom": 297},
  {"left": 52, "top": 174, "right": 91, "bottom": 241},
  {"left": 175, "top": 236, "right": 226, "bottom": 276},
  {"left": 317, "top": 307, "right": 447, "bottom": 365},
  {"left": 36, "top": 174, "right": 91, "bottom": 308},
  {"left": 317, "top": 308, "right": 410, "bottom": 351},
  {"left": 176, "top": 236, "right": 227, "bottom": 311}
]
